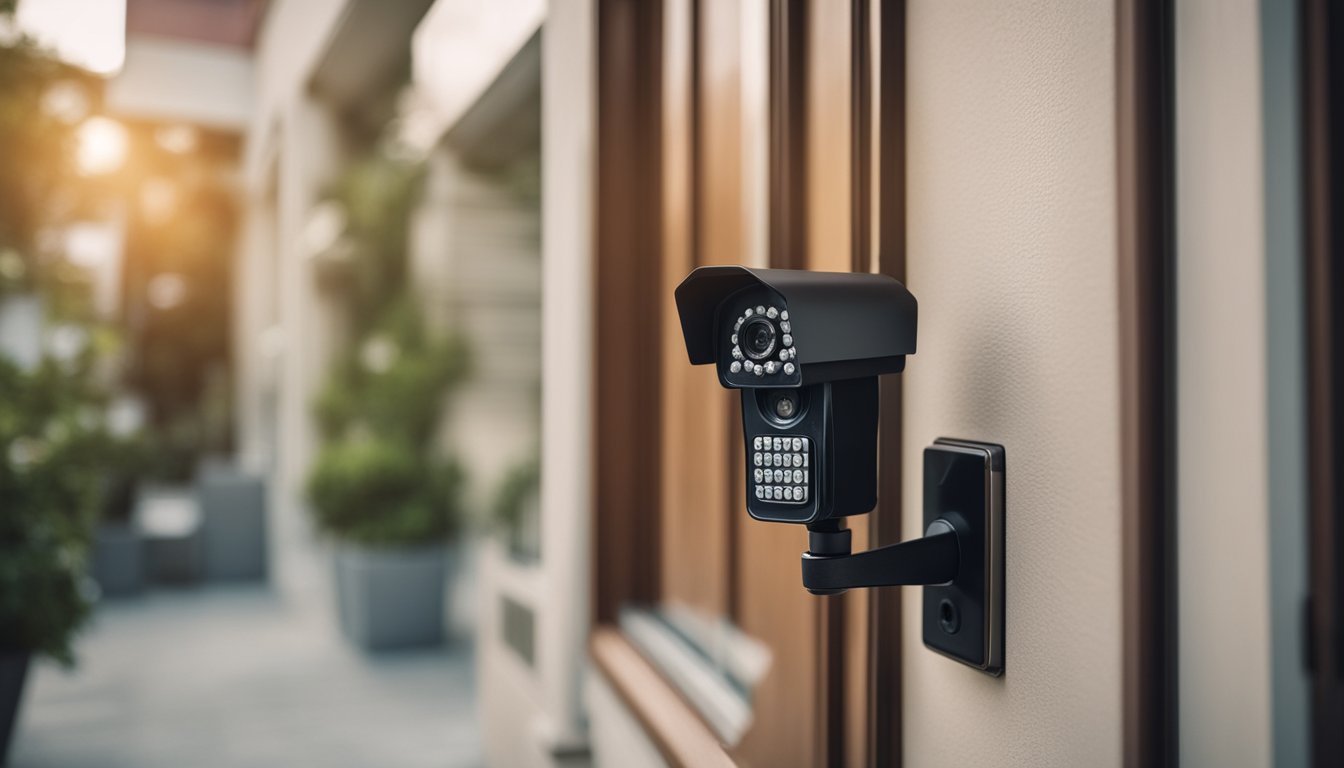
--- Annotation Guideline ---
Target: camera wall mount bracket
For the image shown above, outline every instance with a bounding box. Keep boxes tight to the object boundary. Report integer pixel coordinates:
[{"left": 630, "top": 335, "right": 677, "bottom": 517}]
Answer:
[{"left": 799, "top": 438, "right": 1004, "bottom": 675}]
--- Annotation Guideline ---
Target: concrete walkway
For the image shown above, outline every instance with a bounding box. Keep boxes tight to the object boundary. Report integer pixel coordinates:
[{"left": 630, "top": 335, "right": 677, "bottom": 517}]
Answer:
[{"left": 8, "top": 586, "right": 482, "bottom": 768}]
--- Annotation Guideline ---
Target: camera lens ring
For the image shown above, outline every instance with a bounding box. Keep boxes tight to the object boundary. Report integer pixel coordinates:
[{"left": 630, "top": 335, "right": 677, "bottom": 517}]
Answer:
[{"left": 739, "top": 317, "right": 777, "bottom": 361}]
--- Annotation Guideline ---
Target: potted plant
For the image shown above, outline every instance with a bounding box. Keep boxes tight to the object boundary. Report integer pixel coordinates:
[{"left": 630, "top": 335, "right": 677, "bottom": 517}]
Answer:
[
  {"left": 490, "top": 455, "right": 541, "bottom": 563},
  {"left": 307, "top": 300, "right": 469, "bottom": 650},
  {"left": 0, "top": 355, "right": 108, "bottom": 762}
]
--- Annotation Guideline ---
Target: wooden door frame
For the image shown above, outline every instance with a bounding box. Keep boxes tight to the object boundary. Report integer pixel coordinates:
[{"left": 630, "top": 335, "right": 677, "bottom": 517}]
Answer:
[{"left": 868, "top": 1, "right": 907, "bottom": 765}]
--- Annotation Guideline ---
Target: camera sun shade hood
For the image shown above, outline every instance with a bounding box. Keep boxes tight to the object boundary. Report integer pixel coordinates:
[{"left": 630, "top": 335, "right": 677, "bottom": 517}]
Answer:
[{"left": 674, "top": 265, "right": 918, "bottom": 384}]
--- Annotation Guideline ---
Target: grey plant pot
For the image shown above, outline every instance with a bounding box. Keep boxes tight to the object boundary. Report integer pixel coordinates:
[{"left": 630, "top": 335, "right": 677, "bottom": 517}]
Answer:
[
  {"left": 334, "top": 544, "right": 452, "bottom": 652},
  {"left": 137, "top": 488, "right": 204, "bottom": 585},
  {"left": 197, "top": 469, "right": 268, "bottom": 582},
  {"left": 0, "top": 652, "right": 30, "bottom": 767},
  {"left": 91, "top": 523, "right": 144, "bottom": 597}
]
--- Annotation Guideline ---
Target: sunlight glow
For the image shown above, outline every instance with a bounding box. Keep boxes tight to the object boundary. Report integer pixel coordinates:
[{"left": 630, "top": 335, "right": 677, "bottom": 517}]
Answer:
[
  {"left": 76, "top": 116, "right": 128, "bottom": 176},
  {"left": 64, "top": 221, "right": 120, "bottom": 268},
  {"left": 146, "top": 273, "right": 188, "bottom": 310},
  {"left": 16, "top": 0, "right": 127, "bottom": 76}
]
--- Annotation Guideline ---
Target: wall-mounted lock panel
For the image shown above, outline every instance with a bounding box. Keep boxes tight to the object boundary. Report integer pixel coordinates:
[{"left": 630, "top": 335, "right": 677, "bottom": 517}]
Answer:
[{"left": 923, "top": 438, "right": 1005, "bottom": 675}]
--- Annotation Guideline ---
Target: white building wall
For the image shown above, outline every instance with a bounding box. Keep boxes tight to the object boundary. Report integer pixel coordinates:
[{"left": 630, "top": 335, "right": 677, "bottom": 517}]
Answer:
[
  {"left": 536, "top": 0, "right": 595, "bottom": 755},
  {"left": 270, "top": 95, "right": 347, "bottom": 591},
  {"left": 242, "top": 0, "right": 348, "bottom": 183},
  {"left": 236, "top": 0, "right": 351, "bottom": 593},
  {"left": 234, "top": 169, "right": 278, "bottom": 476},
  {"left": 409, "top": 0, "right": 594, "bottom": 763},
  {"left": 412, "top": 0, "right": 545, "bottom": 138},
  {"left": 412, "top": 152, "right": 542, "bottom": 515},
  {"left": 106, "top": 36, "right": 253, "bottom": 131}
]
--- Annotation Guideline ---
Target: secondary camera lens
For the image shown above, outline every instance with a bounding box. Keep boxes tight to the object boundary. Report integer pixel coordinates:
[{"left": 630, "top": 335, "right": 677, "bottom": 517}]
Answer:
[
  {"left": 740, "top": 317, "right": 777, "bottom": 360},
  {"left": 774, "top": 394, "right": 796, "bottom": 419}
]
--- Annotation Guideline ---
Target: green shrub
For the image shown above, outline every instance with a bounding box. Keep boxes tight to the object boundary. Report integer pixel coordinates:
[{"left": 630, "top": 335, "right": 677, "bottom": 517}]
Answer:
[
  {"left": 315, "top": 152, "right": 425, "bottom": 335},
  {"left": 306, "top": 145, "right": 469, "bottom": 551},
  {"left": 490, "top": 456, "right": 540, "bottom": 561},
  {"left": 307, "top": 299, "right": 468, "bottom": 547},
  {"left": 313, "top": 302, "right": 468, "bottom": 447},
  {"left": 0, "top": 355, "right": 111, "bottom": 665},
  {"left": 0, "top": 10, "right": 137, "bottom": 664},
  {"left": 306, "top": 437, "right": 463, "bottom": 547}
]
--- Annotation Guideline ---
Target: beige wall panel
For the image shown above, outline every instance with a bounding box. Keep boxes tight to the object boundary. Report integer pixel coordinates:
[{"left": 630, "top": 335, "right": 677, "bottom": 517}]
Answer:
[{"left": 901, "top": 1, "right": 1122, "bottom": 765}]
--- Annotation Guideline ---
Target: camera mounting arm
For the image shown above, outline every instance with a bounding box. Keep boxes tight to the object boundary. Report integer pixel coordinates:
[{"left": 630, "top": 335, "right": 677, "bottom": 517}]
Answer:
[{"left": 800, "top": 518, "right": 960, "bottom": 596}]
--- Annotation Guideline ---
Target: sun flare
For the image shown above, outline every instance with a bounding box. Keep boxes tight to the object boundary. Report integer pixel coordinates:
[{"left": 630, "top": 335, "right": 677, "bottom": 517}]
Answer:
[{"left": 76, "top": 116, "right": 128, "bottom": 176}]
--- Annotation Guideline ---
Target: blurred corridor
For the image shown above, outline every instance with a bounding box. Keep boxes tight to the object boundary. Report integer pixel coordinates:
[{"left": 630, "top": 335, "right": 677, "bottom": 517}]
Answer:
[
  {"left": 3, "top": 1, "right": 527, "bottom": 766},
  {"left": 10, "top": 585, "right": 481, "bottom": 768}
]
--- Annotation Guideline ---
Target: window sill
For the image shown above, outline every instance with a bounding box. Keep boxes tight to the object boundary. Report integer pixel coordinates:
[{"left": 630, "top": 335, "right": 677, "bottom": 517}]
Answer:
[{"left": 589, "top": 627, "right": 736, "bottom": 768}]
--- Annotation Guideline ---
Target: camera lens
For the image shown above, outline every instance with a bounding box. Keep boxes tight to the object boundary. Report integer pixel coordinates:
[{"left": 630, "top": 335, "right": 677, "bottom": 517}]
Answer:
[
  {"left": 740, "top": 317, "right": 777, "bottom": 361},
  {"left": 758, "top": 387, "right": 805, "bottom": 426}
]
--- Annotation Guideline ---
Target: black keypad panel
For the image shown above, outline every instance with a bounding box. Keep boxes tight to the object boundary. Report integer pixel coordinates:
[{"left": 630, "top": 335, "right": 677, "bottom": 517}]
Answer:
[{"left": 751, "top": 435, "right": 811, "bottom": 504}]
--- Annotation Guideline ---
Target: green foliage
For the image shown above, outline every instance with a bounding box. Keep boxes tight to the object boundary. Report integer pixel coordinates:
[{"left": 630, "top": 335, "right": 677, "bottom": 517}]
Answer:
[
  {"left": 0, "top": 15, "right": 238, "bottom": 473},
  {"left": 315, "top": 152, "right": 425, "bottom": 337},
  {"left": 314, "top": 300, "right": 469, "bottom": 447},
  {"left": 308, "top": 301, "right": 468, "bottom": 546},
  {"left": 0, "top": 11, "right": 140, "bottom": 665},
  {"left": 490, "top": 456, "right": 539, "bottom": 535},
  {"left": 490, "top": 455, "right": 540, "bottom": 561},
  {"left": 0, "top": 31, "right": 100, "bottom": 294},
  {"left": 306, "top": 149, "right": 469, "bottom": 549},
  {"left": 306, "top": 437, "right": 464, "bottom": 547},
  {"left": 0, "top": 352, "right": 120, "bottom": 664},
  {"left": 97, "top": 431, "right": 153, "bottom": 523}
]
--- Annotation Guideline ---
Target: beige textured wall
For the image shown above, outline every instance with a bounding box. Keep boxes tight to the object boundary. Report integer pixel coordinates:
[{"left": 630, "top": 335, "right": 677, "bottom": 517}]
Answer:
[
  {"left": 900, "top": 2, "right": 1122, "bottom": 766},
  {"left": 1174, "top": 0, "right": 1272, "bottom": 765}
]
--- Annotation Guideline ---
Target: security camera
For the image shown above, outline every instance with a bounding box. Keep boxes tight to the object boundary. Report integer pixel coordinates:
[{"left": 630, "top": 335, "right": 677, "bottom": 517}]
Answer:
[
  {"left": 675, "top": 265, "right": 1004, "bottom": 674},
  {"left": 675, "top": 265, "right": 916, "bottom": 388},
  {"left": 674, "top": 265, "right": 916, "bottom": 525}
]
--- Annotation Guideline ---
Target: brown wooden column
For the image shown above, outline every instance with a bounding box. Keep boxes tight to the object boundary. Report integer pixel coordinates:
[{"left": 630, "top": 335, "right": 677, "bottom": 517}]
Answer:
[{"left": 593, "top": 0, "right": 665, "bottom": 623}]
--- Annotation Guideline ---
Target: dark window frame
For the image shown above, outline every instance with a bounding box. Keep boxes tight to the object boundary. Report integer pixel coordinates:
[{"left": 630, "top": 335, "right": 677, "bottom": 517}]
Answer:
[
  {"left": 1115, "top": 1, "right": 1179, "bottom": 766},
  {"left": 1302, "top": 0, "right": 1344, "bottom": 764}
]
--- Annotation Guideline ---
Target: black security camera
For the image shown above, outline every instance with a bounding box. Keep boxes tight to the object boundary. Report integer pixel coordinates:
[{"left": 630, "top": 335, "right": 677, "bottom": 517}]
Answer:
[
  {"left": 675, "top": 265, "right": 916, "bottom": 525},
  {"left": 675, "top": 266, "right": 1004, "bottom": 675}
]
